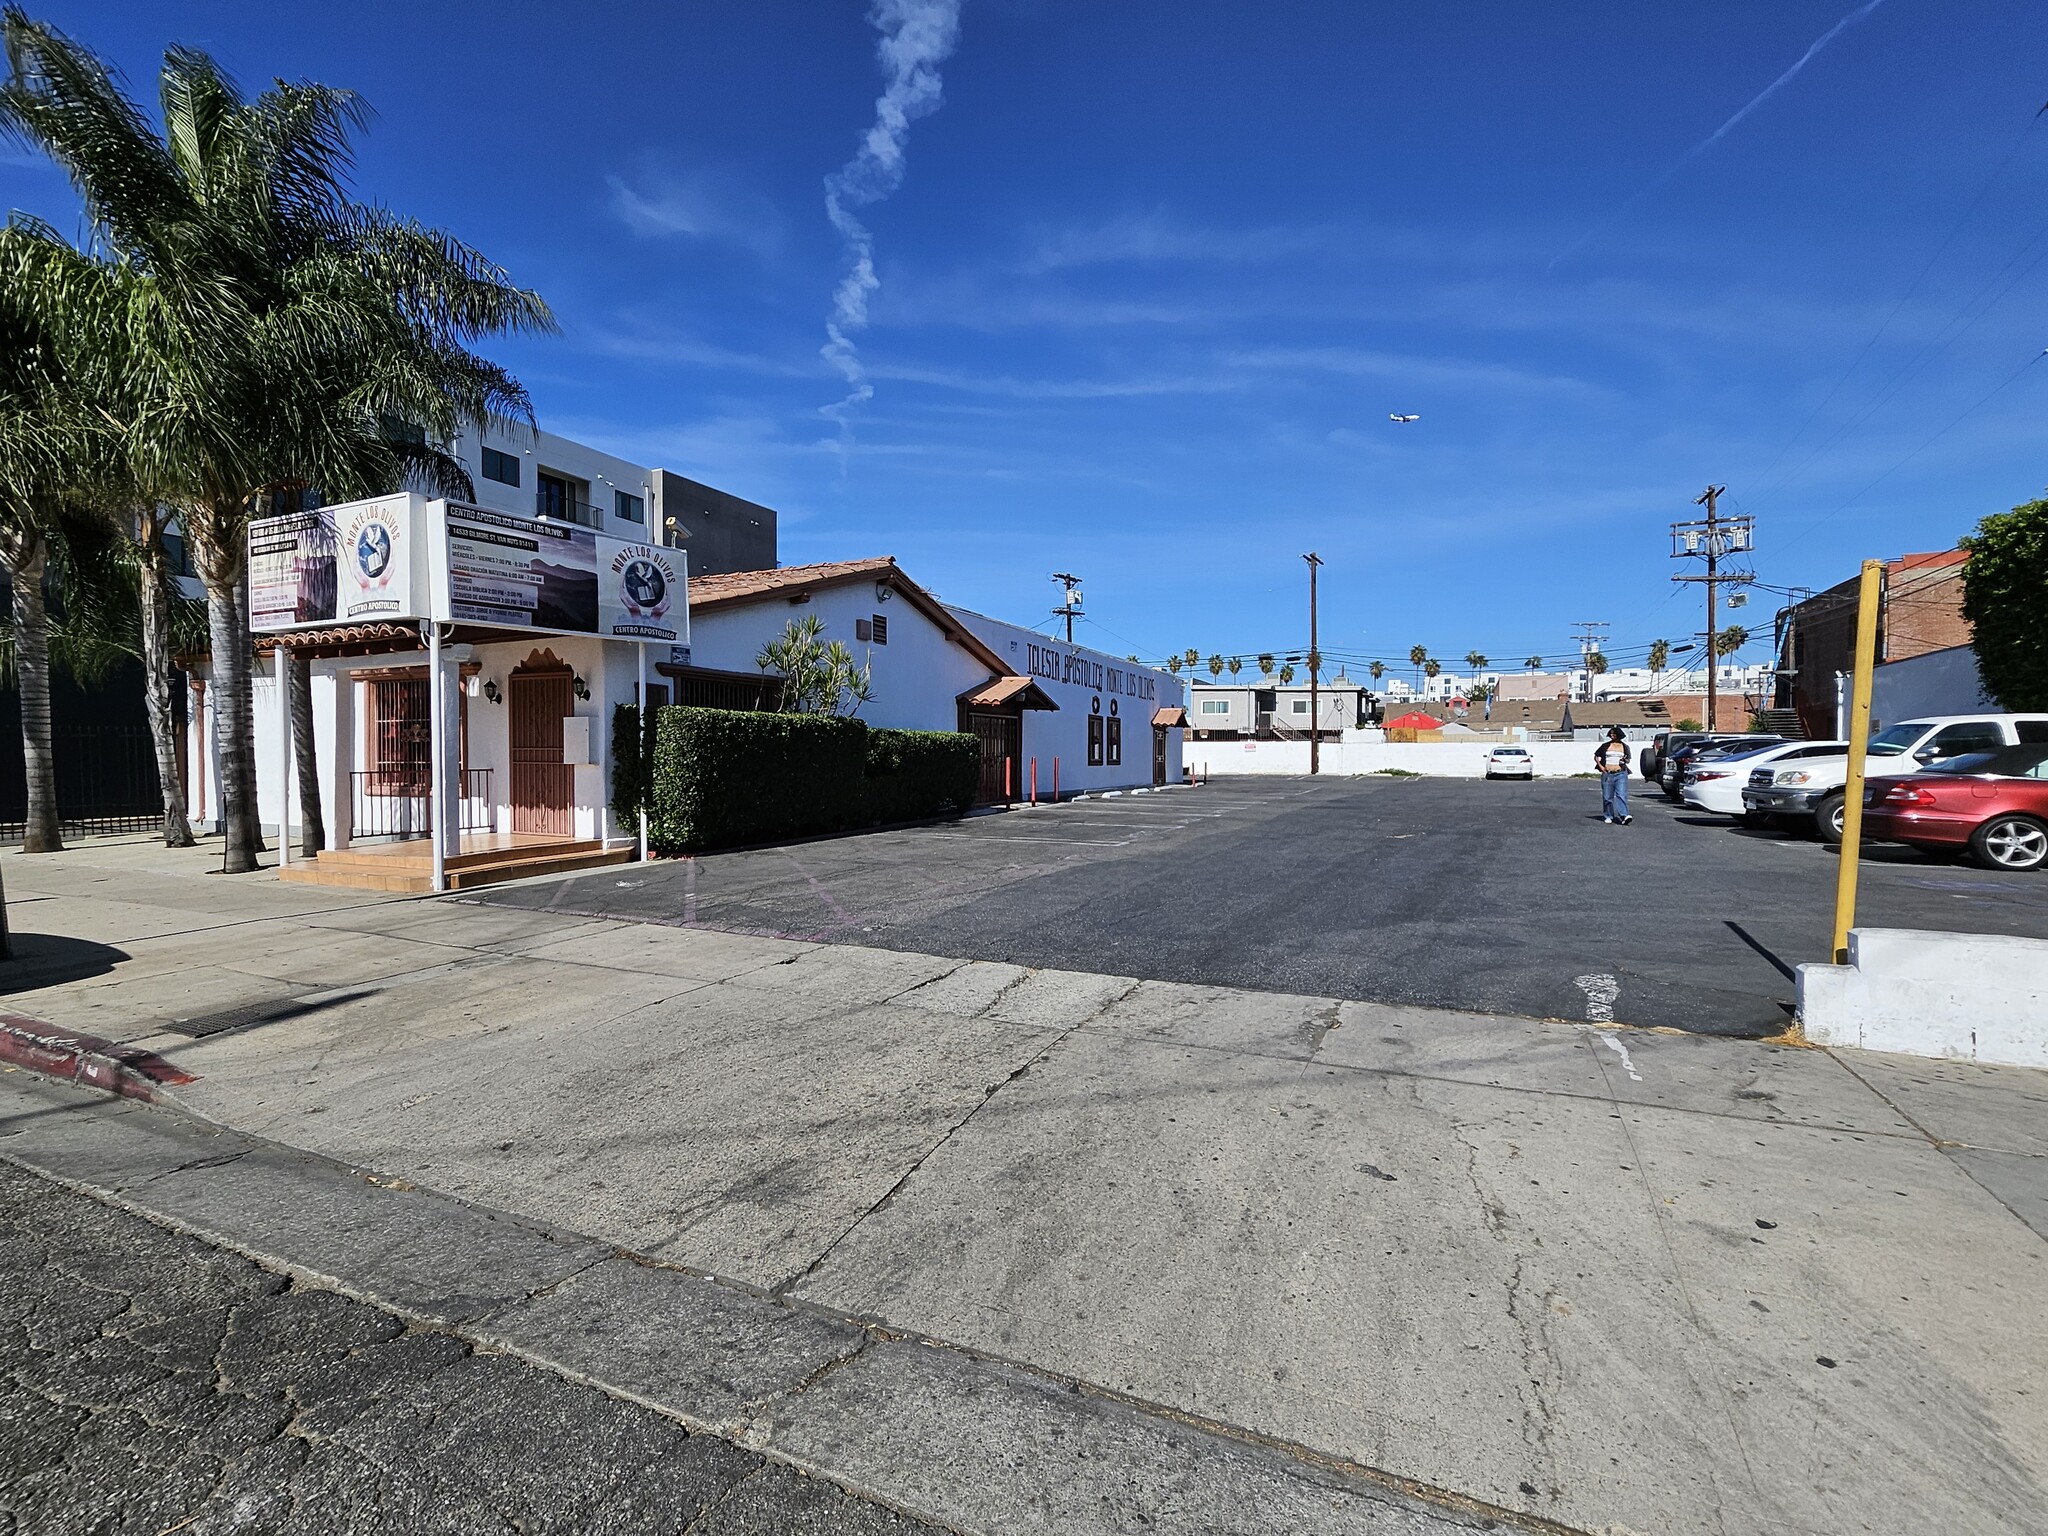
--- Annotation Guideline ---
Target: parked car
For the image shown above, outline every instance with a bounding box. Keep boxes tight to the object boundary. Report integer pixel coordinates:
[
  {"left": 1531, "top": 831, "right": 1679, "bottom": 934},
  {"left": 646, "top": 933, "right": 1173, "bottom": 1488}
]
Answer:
[
  {"left": 1663, "top": 735, "right": 1784, "bottom": 799},
  {"left": 1682, "top": 740, "right": 1848, "bottom": 820},
  {"left": 1863, "top": 744, "right": 2048, "bottom": 870},
  {"left": 1742, "top": 713, "right": 2048, "bottom": 842},
  {"left": 1483, "top": 746, "right": 1534, "bottom": 779}
]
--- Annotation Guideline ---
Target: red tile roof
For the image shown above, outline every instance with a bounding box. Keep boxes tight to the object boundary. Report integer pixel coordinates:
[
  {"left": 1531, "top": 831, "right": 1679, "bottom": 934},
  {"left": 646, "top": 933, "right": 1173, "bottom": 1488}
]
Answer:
[
  {"left": 685, "top": 556, "right": 901, "bottom": 610},
  {"left": 688, "top": 556, "right": 1011, "bottom": 678},
  {"left": 961, "top": 675, "right": 1059, "bottom": 711}
]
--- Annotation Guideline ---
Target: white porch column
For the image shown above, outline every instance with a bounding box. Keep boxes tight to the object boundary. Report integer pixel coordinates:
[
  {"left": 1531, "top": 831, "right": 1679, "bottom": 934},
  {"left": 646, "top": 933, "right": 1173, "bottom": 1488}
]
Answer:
[
  {"left": 330, "top": 666, "right": 354, "bottom": 851},
  {"left": 428, "top": 625, "right": 447, "bottom": 892},
  {"left": 636, "top": 642, "right": 648, "bottom": 862},
  {"left": 274, "top": 647, "right": 292, "bottom": 867}
]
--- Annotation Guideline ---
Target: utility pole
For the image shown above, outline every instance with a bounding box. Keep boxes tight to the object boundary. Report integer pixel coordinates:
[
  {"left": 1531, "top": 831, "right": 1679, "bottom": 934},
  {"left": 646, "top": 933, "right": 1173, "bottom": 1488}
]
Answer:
[
  {"left": 1304, "top": 552, "right": 1323, "bottom": 775},
  {"left": 1671, "top": 487, "right": 1753, "bottom": 731},
  {"left": 1051, "top": 572, "right": 1083, "bottom": 644},
  {"left": 1569, "top": 622, "right": 1608, "bottom": 703}
]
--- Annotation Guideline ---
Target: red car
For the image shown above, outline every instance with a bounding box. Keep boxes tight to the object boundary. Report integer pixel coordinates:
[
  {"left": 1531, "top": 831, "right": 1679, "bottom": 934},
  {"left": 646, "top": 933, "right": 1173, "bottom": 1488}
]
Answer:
[{"left": 1862, "top": 744, "right": 2048, "bottom": 871}]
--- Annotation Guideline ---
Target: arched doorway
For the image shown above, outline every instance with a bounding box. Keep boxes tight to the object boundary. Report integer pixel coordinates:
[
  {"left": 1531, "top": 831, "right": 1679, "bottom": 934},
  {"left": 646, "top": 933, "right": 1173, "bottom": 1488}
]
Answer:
[{"left": 508, "top": 649, "right": 574, "bottom": 836}]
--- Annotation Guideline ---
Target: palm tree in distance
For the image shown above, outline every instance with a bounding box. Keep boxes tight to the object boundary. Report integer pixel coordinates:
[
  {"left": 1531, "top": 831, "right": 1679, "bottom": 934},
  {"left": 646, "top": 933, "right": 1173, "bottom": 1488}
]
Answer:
[
  {"left": 1227, "top": 656, "right": 1242, "bottom": 678},
  {"left": 1368, "top": 659, "right": 1385, "bottom": 683},
  {"left": 1183, "top": 648, "right": 1199, "bottom": 669},
  {"left": 1278, "top": 663, "right": 1296, "bottom": 686},
  {"left": 1525, "top": 655, "right": 1542, "bottom": 671},
  {"left": 1206, "top": 653, "right": 1224, "bottom": 679},
  {"left": 1423, "top": 657, "right": 1442, "bottom": 682},
  {"left": 1408, "top": 642, "right": 1427, "bottom": 690},
  {"left": 1465, "top": 650, "right": 1487, "bottom": 673},
  {"left": 1647, "top": 638, "right": 1670, "bottom": 688},
  {"left": 1255, "top": 651, "right": 1275, "bottom": 677},
  {"left": 0, "top": 11, "right": 554, "bottom": 871}
]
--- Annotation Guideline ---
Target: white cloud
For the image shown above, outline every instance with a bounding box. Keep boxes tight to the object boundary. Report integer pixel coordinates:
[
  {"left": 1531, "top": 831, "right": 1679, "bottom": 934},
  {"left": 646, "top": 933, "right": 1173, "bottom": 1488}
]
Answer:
[{"left": 605, "top": 171, "right": 782, "bottom": 253}]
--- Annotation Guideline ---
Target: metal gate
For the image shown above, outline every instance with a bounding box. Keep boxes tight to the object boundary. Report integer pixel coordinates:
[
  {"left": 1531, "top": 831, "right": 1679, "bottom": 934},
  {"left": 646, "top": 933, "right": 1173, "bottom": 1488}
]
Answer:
[
  {"left": 965, "top": 710, "right": 1019, "bottom": 805},
  {"left": 509, "top": 664, "right": 574, "bottom": 835}
]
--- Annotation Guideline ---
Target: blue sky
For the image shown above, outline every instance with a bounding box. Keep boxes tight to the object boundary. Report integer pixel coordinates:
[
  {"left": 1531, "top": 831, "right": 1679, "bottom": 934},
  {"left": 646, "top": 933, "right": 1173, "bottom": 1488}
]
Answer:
[{"left": 8, "top": 1, "right": 2048, "bottom": 676}]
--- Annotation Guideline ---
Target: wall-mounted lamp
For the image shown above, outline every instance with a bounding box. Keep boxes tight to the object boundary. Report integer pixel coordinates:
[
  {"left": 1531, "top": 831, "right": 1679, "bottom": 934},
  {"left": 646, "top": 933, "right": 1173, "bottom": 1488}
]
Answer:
[
  {"left": 874, "top": 580, "right": 894, "bottom": 603},
  {"left": 571, "top": 674, "right": 591, "bottom": 701},
  {"left": 482, "top": 678, "right": 502, "bottom": 705}
]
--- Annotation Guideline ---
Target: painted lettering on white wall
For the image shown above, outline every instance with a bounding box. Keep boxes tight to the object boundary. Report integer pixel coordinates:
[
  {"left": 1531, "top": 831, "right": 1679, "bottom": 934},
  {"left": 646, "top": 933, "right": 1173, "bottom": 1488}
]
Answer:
[{"left": 1025, "top": 642, "right": 1157, "bottom": 702}]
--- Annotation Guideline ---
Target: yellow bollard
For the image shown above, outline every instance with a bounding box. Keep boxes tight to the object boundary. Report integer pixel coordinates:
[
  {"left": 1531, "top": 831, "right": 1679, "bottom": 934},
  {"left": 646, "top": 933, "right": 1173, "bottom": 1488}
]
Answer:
[{"left": 1830, "top": 560, "right": 1884, "bottom": 965}]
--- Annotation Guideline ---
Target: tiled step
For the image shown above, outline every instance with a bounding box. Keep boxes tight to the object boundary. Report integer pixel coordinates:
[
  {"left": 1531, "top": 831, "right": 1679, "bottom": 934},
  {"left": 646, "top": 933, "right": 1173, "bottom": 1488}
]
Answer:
[{"left": 279, "top": 841, "right": 635, "bottom": 894}]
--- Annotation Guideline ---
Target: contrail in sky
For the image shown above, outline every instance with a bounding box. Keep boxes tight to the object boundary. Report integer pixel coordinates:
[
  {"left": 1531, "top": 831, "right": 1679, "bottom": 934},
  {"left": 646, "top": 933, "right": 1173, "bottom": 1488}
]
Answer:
[
  {"left": 822, "top": 0, "right": 962, "bottom": 456},
  {"left": 1550, "top": 0, "right": 1889, "bottom": 270}
]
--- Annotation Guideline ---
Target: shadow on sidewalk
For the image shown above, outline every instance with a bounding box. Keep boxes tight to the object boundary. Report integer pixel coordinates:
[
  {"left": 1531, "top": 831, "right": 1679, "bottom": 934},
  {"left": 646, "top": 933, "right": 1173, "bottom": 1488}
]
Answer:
[{"left": 0, "top": 934, "right": 128, "bottom": 992}]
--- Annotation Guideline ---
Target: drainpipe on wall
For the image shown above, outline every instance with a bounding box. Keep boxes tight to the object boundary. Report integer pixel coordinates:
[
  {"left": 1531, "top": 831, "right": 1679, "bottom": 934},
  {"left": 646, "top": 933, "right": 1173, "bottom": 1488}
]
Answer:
[{"left": 1835, "top": 670, "right": 1849, "bottom": 741}]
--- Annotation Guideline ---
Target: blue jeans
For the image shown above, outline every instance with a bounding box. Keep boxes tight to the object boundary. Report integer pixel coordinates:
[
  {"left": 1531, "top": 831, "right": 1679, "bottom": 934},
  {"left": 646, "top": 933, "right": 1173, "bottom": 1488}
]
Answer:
[{"left": 1601, "top": 771, "right": 1629, "bottom": 820}]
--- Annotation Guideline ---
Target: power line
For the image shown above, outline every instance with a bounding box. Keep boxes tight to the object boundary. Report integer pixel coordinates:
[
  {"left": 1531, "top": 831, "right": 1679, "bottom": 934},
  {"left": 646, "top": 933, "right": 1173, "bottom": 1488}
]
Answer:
[{"left": 1738, "top": 108, "right": 2042, "bottom": 496}]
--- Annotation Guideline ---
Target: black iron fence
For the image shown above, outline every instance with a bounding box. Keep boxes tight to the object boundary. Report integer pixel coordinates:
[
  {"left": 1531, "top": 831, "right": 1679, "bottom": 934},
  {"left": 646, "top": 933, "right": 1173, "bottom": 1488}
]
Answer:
[
  {"left": 0, "top": 722, "right": 164, "bottom": 839},
  {"left": 350, "top": 767, "right": 494, "bottom": 841}
]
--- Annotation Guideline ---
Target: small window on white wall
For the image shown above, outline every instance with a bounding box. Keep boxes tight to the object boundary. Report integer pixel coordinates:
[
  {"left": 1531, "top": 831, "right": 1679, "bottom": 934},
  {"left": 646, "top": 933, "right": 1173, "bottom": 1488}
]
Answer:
[
  {"left": 1291, "top": 698, "right": 1310, "bottom": 715},
  {"left": 1200, "top": 699, "right": 1230, "bottom": 715}
]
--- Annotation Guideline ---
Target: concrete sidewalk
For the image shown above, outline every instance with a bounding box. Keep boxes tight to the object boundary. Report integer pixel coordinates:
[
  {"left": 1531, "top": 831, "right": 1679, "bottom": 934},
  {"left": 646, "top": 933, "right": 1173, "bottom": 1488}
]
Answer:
[{"left": 4, "top": 837, "right": 2046, "bottom": 1535}]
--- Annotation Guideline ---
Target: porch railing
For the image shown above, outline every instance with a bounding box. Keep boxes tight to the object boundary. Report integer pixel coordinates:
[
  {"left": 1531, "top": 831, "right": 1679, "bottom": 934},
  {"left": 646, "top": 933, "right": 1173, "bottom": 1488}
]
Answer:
[{"left": 350, "top": 767, "right": 493, "bottom": 841}]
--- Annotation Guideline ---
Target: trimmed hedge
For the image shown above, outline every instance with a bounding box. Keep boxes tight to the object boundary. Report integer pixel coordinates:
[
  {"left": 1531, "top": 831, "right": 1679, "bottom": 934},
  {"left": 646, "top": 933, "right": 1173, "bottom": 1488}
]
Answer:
[
  {"left": 863, "top": 728, "right": 980, "bottom": 827},
  {"left": 647, "top": 708, "right": 978, "bottom": 854}
]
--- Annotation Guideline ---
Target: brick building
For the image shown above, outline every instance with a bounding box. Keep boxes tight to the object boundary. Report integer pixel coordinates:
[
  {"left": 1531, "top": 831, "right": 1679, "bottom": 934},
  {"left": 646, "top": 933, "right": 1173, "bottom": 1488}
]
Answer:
[{"left": 1774, "top": 550, "right": 1971, "bottom": 738}]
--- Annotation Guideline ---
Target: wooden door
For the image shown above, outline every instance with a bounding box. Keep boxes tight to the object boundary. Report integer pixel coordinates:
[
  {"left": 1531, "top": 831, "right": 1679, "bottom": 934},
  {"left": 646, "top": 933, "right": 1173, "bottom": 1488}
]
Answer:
[
  {"left": 1152, "top": 726, "right": 1168, "bottom": 786},
  {"left": 509, "top": 663, "right": 574, "bottom": 835},
  {"left": 964, "top": 710, "right": 1020, "bottom": 805}
]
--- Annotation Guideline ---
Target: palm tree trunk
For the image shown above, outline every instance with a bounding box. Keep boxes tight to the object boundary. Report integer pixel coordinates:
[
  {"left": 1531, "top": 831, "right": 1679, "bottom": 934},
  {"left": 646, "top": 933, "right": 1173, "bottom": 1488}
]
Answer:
[
  {"left": 7, "top": 541, "right": 63, "bottom": 853},
  {"left": 136, "top": 519, "right": 196, "bottom": 847},
  {"left": 289, "top": 651, "right": 324, "bottom": 856},
  {"left": 199, "top": 551, "right": 264, "bottom": 873}
]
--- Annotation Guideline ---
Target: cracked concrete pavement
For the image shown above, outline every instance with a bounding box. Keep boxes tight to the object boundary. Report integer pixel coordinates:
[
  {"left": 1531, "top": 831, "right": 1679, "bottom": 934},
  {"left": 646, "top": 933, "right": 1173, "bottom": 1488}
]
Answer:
[
  {"left": 0, "top": 1159, "right": 938, "bottom": 1536},
  {"left": 3, "top": 836, "right": 2047, "bottom": 1535}
]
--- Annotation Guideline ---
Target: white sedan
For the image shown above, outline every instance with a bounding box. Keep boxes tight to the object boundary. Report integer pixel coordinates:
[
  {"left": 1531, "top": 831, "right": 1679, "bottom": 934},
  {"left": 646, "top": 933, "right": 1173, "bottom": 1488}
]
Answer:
[
  {"left": 1483, "top": 746, "right": 1534, "bottom": 779},
  {"left": 1683, "top": 740, "right": 1847, "bottom": 817}
]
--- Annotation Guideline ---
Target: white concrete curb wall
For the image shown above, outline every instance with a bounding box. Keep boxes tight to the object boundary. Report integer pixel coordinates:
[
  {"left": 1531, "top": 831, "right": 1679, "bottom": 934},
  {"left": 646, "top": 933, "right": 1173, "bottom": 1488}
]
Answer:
[
  {"left": 1798, "top": 927, "right": 2048, "bottom": 1068},
  {"left": 1185, "top": 738, "right": 1599, "bottom": 779}
]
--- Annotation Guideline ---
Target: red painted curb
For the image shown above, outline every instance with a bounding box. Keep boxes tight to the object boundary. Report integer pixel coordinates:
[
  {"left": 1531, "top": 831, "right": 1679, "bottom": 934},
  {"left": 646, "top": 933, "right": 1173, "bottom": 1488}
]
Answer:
[{"left": 0, "top": 1014, "right": 197, "bottom": 1103}]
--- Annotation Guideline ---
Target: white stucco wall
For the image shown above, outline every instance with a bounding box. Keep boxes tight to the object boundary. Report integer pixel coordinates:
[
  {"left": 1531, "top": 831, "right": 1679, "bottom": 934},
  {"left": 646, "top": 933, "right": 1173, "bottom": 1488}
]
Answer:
[
  {"left": 193, "top": 634, "right": 647, "bottom": 847},
  {"left": 1185, "top": 735, "right": 1600, "bottom": 779},
  {"left": 688, "top": 583, "right": 989, "bottom": 732},
  {"left": 950, "top": 609, "right": 1184, "bottom": 794},
  {"left": 1869, "top": 645, "right": 1992, "bottom": 732}
]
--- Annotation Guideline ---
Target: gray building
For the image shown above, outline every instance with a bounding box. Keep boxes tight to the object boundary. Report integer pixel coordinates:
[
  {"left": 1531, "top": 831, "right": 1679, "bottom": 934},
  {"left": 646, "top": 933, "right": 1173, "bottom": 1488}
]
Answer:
[
  {"left": 1188, "top": 677, "right": 1363, "bottom": 738},
  {"left": 652, "top": 472, "right": 778, "bottom": 577}
]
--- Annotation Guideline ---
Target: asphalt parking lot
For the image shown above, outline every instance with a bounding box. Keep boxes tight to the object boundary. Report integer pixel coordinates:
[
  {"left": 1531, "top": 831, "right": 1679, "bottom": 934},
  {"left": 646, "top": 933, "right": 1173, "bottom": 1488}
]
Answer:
[{"left": 479, "top": 775, "right": 2048, "bottom": 1036}]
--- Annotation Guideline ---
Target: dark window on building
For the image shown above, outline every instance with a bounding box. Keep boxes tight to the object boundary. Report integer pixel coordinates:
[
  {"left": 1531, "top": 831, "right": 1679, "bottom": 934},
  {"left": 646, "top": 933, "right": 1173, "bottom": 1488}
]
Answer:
[
  {"left": 481, "top": 446, "right": 520, "bottom": 486},
  {"left": 615, "top": 489, "right": 644, "bottom": 523},
  {"left": 1087, "top": 714, "right": 1105, "bottom": 767},
  {"left": 1107, "top": 715, "right": 1122, "bottom": 766}
]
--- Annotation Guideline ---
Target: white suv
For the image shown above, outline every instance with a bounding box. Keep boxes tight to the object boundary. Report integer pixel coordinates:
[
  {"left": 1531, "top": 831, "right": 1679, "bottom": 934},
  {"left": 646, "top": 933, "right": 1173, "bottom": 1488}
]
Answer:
[{"left": 1741, "top": 714, "right": 2048, "bottom": 841}]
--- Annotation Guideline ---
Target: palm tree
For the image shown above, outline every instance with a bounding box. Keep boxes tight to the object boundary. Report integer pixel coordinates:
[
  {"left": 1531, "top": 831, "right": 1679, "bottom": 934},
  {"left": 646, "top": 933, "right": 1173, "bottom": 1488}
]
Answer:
[
  {"left": 0, "top": 230, "right": 89, "bottom": 852},
  {"left": 1646, "top": 638, "right": 1670, "bottom": 689},
  {"left": 1255, "top": 652, "right": 1274, "bottom": 678},
  {"left": 1408, "top": 642, "right": 1427, "bottom": 689},
  {"left": 1206, "top": 653, "right": 1224, "bottom": 679},
  {"left": 1278, "top": 663, "right": 1296, "bottom": 686},
  {"left": 1422, "top": 657, "right": 1441, "bottom": 681},
  {"left": 2, "top": 13, "right": 552, "bottom": 871},
  {"left": 1587, "top": 650, "right": 1609, "bottom": 679},
  {"left": 6, "top": 225, "right": 200, "bottom": 846},
  {"left": 1368, "top": 659, "right": 1384, "bottom": 683},
  {"left": 1305, "top": 648, "right": 1322, "bottom": 682},
  {"left": 1183, "top": 648, "right": 1199, "bottom": 669},
  {"left": 1166, "top": 655, "right": 1183, "bottom": 674},
  {"left": 1715, "top": 625, "right": 1748, "bottom": 657},
  {"left": 1464, "top": 650, "right": 1487, "bottom": 674},
  {"left": 1525, "top": 655, "right": 1542, "bottom": 671},
  {"left": 1226, "top": 656, "right": 1242, "bottom": 678}
]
